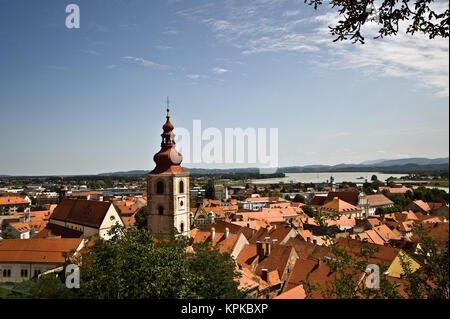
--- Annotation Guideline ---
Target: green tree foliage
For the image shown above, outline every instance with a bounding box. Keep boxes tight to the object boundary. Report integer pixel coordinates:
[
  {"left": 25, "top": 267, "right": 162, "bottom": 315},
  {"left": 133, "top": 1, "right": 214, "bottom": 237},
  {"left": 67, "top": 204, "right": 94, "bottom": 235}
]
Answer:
[
  {"left": 134, "top": 206, "right": 147, "bottom": 230},
  {"left": 413, "top": 186, "right": 449, "bottom": 204},
  {"left": 205, "top": 179, "right": 216, "bottom": 200},
  {"left": 302, "top": 205, "right": 315, "bottom": 218},
  {"left": 17, "top": 226, "right": 243, "bottom": 299},
  {"left": 293, "top": 194, "right": 306, "bottom": 203},
  {"left": 400, "top": 225, "right": 449, "bottom": 299}
]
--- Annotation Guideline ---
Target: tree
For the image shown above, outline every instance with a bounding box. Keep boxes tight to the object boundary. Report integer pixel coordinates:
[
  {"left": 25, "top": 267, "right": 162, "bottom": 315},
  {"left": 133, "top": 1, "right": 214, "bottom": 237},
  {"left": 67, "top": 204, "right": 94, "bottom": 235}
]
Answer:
[
  {"left": 400, "top": 225, "right": 449, "bottom": 299},
  {"left": 302, "top": 205, "right": 315, "bottom": 217},
  {"left": 17, "top": 226, "right": 243, "bottom": 299},
  {"left": 304, "top": 0, "right": 449, "bottom": 43},
  {"left": 371, "top": 175, "right": 378, "bottom": 181},
  {"left": 205, "top": 179, "right": 216, "bottom": 200},
  {"left": 134, "top": 206, "right": 147, "bottom": 230},
  {"left": 293, "top": 194, "right": 306, "bottom": 203}
]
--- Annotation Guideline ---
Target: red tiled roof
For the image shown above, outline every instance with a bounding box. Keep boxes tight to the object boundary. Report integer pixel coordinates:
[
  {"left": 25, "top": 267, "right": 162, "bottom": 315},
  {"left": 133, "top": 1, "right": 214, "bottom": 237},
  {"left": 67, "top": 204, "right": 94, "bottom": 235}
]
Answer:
[
  {"left": 0, "top": 238, "right": 83, "bottom": 263},
  {"left": 366, "top": 194, "right": 394, "bottom": 207},
  {"left": 0, "top": 196, "right": 30, "bottom": 206},
  {"left": 50, "top": 199, "right": 111, "bottom": 228}
]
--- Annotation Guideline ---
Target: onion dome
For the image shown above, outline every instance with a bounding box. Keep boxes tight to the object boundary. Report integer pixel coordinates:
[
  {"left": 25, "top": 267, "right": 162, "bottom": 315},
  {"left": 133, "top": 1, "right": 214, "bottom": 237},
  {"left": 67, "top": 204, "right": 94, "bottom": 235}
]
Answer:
[{"left": 150, "top": 98, "right": 187, "bottom": 174}]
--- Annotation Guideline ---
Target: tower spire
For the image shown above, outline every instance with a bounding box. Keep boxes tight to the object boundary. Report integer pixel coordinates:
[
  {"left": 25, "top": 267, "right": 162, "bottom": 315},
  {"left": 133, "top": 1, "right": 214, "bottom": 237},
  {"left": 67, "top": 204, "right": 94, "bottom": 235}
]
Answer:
[{"left": 166, "top": 96, "right": 170, "bottom": 118}]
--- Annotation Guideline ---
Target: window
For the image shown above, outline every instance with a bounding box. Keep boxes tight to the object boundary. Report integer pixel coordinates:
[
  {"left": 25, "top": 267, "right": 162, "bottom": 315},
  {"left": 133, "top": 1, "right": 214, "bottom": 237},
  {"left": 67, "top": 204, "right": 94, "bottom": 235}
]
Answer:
[
  {"left": 3, "top": 269, "right": 11, "bottom": 278},
  {"left": 21, "top": 269, "right": 28, "bottom": 278},
  {"left": 180, "top": 222, "right": 185, "bottom": 233},
  {"left": 179, "top": 180, "right": 184, "bottom": 194},
  {"left": 34, "top": 270, "right": 41, "bottom": 277},
  {"left": 156, "top": 181, "right": 164, "bottom": 194},
  {"left": 158, "top": 206, "right": 164, "bottom": 215}
]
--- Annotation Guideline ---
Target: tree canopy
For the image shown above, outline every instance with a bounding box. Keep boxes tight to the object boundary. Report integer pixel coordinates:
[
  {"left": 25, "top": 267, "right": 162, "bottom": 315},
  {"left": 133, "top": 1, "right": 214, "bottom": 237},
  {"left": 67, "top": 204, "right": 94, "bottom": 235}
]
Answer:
[{"left": 304, "top": 0, "right": 449, "bottom": 43}]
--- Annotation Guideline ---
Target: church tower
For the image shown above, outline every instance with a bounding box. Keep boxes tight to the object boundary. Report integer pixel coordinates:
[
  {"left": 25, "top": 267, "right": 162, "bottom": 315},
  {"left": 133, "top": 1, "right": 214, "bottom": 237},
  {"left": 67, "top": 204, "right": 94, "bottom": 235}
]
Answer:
[{"left": 146, "top": 100, "right": 190, "bottom": 236}]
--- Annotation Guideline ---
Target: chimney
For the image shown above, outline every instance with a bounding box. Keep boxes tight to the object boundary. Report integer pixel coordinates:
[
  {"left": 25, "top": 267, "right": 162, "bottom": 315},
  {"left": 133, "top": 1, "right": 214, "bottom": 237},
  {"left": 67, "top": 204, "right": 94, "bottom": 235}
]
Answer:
[
  {"left": 256, "top": 241, "right": 265, "bottom": 260},
  {"left": 272, "top": 239, "right": 278, "bottom": 244},
  {"left": 210, "top": 227, "right": 215, "bottom": 241},
  {"left": 225, "top": 227, "right": 230, "bottom": 239},
  {"left": 265, "top": 241, "right": 272, "bottom": 257},
  {"left": 261, "top": 269, "right": 268, "bottom": 282}
]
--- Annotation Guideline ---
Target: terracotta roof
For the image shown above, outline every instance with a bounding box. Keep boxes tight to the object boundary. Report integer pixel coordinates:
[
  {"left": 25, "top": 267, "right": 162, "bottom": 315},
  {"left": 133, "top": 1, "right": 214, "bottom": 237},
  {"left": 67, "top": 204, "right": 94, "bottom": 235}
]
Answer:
[
  {"left": 366, "top": 194, "right": 394, "bottom": 207},
  {"left": 255, "top": 245, "right": 296, "bottom": 279},
  {"left": 283, "top": 258, "right": 318, "bottom": 292},
  {"left": 34, "top": 223, "right": 83, "bottom": 239},
  {"left": 236, "top": 244, "right": 258, "bottom": 269},
  {"left": 0, "top": 238, "right": 83, "bottom": 263},
  {"left": 324, "top": 191, "right": 359, "bottom": 206},
  {"left": 412, "top": 200, "right": 432, "bottom": 213},
  {"left": 9, "top": 222, "right": 30, "bottom": 233},
  {"left": 0, "top": 196, "right": 30, "bottom": 206},
  {"left": 50, "top": 199, "right": 111, "bottom": 228},
  {"left": 274, "top": 284, "right": 306, "bottom": 299},
  {"left": 320, "top": 197, "right": 360, "bottom": 213},
  {"left": 310, "top": 195, "right": 327, "bottom": 206}
]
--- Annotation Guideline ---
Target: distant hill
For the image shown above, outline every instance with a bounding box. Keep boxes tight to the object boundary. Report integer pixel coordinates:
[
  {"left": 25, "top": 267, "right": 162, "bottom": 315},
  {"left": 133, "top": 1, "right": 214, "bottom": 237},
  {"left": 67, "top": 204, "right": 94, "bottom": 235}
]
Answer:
[
  {"left": 360, "top": 157, "right": 449, "bottom": 167},
  {"left": 97, "top": 157, "right": 448, "bottom": 176}
]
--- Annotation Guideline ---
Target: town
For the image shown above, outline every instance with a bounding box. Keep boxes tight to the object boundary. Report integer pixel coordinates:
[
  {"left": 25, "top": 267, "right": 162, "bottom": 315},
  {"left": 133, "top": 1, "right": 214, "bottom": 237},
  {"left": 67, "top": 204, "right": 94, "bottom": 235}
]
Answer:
[{"left": 0, "top": 109, "right": 448, "bottom": 299}]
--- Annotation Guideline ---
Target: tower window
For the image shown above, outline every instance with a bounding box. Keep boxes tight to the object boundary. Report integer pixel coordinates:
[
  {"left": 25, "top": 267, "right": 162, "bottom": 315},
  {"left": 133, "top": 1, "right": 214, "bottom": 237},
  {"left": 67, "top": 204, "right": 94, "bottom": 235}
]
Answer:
[
  {"left": 179, "top": 180, "right": 184, "bottom": 194},
  {"left": 180, "top": 222, "right": 184, "bottom": 233},
  {"left": 156, "top": 181, "right": 164, "bottom": 194},
  {"left": 158, "top": 206, "right": 164, "bottom": 215}
]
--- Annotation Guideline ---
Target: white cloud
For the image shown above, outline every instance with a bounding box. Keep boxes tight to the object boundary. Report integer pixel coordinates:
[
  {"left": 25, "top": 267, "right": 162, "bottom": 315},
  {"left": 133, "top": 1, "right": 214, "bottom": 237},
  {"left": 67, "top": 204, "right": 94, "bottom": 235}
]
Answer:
[
  {"left": 177, "top": 1, "right": 449, "bottom": 97},
  {"left": 186, "top": 74, "right": 208, "bottom": 79},
  {"left": 283, "top": 10, "right": 301, "bottom": 17},
  {"left": 156, "top": 45, "right": 173, "bottom": 50},
  {"left": 82, "top": 50, "right": 101, "bottom": 56},
  {"left": 212, "top": 67, "right": 230, "bottom": 74},
  {"left": 121, "top": 56, "right": 168, "bottom": 69}
]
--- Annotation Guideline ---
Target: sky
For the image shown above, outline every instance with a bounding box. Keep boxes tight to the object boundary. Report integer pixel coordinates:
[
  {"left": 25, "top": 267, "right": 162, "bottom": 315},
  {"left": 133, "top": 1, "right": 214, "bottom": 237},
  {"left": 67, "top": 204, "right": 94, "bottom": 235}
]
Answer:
[{"left": 0, "top": 0, "right": 448, "bottom": 176}]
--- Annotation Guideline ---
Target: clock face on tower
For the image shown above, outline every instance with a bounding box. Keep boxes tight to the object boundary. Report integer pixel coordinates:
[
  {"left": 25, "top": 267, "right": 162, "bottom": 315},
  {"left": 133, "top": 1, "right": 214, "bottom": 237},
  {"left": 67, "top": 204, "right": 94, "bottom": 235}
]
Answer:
[{"left": 177, "top": 195, "right": 186, "bottom": 212}]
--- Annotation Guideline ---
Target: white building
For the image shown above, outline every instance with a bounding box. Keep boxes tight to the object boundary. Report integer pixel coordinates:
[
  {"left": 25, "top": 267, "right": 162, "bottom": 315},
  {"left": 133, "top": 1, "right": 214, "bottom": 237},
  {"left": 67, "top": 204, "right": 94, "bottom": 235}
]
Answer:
[{"left": 0, "top": 238, "right": 85, "bottom": 284}]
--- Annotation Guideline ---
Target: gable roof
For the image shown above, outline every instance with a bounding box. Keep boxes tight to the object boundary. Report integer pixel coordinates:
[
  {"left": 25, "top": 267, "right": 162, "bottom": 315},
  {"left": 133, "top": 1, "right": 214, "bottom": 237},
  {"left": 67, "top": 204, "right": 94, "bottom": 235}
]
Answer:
[
  {"left": 321, "top": 197, "right": 360, "bottom": 213},
  {"left": 0, "top": 196, "right": 30, "bottom": 206},
  {"left": 34, "top": 223, "right": 83, "bottom": 239},
  {"left": 0, "top": 238, "right": 83, "bottom": 263},
  {"left": 325, "top": 191, "right": 359, "bottom": 206},
  {"left": 366, "top": 194, "right": 394, "bottom": 207},
  {"left": 50, "top": 199, "right": 112, "bottom": 228},
  {"left": 274, "top": 284, "right": 306, "bottom": 299}
]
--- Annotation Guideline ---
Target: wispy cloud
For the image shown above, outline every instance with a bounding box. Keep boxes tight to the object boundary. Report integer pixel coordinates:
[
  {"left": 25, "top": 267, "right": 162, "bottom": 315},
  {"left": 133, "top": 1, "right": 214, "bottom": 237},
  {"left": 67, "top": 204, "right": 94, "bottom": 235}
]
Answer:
[
  {"left": 176, "top": 1, "right": 449, "bottom": 97},
  {"left": 121, "top": 56, "right": 168, "bottom": 69},
  {"left": 82, "top": 49, "right": 101, "bottom": 56},
  {"left": 186, "top": 74, "right": 208, "bottom": 80},
  {"left": 283, "top": 10, "right": 301, "bottom": 17},
  {"left": 156, "top": 45, "right": 173, "bottom": 50},
  {"left": 212, "top": 67, "right": 230, "bottom": 74}
]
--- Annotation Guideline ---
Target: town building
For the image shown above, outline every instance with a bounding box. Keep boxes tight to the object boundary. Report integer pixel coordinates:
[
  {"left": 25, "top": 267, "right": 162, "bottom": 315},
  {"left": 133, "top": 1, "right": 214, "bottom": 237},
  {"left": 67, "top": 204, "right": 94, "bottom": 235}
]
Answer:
[
  {"left": 0, "top": 238, "right": 85, "bottom": 284},
  {"left": 36, "top": 198, "right": 123, "bottom": 240}
]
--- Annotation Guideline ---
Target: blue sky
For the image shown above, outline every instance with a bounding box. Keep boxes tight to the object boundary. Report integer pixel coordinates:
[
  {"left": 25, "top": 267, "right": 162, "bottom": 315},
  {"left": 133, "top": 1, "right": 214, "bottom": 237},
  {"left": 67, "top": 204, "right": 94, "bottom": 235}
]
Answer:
[{"left": 0, "top": 0, "right": 448, "bottom": 176}]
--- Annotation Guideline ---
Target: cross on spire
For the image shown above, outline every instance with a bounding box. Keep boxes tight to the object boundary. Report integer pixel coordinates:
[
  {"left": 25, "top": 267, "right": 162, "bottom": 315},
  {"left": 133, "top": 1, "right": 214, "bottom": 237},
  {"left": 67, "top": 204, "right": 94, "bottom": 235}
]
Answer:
[{"left": 166, "top": 96, "right": 170, "bottom": 118}]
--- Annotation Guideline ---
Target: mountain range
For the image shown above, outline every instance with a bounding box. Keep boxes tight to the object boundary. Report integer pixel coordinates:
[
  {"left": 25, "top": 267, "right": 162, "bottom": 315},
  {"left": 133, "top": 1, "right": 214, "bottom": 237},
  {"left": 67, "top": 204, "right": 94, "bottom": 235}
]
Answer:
[{"left": 96, "top": 157, "right": 449, "bottom": 176}]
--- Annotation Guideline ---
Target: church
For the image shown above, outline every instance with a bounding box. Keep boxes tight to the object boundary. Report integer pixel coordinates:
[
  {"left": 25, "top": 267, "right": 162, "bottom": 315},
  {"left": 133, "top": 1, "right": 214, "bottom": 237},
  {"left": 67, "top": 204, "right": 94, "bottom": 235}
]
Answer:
[{"left": 146, "top": 102, "right": 190, "bottom": 236}]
